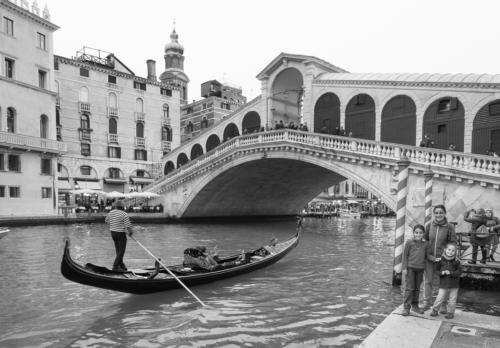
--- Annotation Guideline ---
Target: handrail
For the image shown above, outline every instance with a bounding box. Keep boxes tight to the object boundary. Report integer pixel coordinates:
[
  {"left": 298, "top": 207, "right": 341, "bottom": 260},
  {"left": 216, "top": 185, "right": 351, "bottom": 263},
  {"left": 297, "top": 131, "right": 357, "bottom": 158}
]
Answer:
[{"left": 146, "top": 130, "right": 500, "bottom": 193}]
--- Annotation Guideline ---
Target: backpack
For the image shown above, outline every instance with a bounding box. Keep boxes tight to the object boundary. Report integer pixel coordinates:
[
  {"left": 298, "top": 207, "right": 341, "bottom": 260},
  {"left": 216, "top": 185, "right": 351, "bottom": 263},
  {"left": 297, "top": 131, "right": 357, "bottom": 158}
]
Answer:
[{"left": 475, "top": 225, "right": 489, "bottom": 238}]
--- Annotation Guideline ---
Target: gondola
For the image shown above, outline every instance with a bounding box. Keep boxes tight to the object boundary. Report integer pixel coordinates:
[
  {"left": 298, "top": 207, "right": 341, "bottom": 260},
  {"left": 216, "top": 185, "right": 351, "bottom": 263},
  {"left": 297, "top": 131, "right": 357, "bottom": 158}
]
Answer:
[{"left": 61, "top": 230, "right": 300, "bottom": 294}]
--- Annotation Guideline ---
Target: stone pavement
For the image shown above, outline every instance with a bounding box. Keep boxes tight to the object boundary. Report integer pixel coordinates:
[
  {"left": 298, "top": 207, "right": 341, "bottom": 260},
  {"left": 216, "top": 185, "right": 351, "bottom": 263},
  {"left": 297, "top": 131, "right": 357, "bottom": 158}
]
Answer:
[{"left": 358, "top": 305, "right": 500, "bottom": 347}]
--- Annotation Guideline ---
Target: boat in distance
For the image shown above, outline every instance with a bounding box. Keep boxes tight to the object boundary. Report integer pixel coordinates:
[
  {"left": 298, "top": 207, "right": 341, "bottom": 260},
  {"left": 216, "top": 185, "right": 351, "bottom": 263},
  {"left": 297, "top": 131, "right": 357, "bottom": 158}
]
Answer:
[{"left": 61, "top": 231, "right": 300, "bottom": 294}]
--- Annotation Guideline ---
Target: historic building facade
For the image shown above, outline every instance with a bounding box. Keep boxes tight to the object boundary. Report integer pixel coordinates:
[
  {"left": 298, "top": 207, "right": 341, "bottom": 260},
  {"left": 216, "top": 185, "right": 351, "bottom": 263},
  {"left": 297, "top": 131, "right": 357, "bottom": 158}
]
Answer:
[
  {"left": 54, "top": 46, "right": 182, "bottom": 201},
  {"left": 180, "top": 80, "right": 247, "bottom": 144},
  {"left": 0, "top": 0, "right": 65, "bottom": 216}
]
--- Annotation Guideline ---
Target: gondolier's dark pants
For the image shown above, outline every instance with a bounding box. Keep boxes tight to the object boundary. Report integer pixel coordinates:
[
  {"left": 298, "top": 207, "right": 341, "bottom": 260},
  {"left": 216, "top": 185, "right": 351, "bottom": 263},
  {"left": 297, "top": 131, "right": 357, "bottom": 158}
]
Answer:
[{"left": 111, "top": 231, "right": 127, "bottom": 270}]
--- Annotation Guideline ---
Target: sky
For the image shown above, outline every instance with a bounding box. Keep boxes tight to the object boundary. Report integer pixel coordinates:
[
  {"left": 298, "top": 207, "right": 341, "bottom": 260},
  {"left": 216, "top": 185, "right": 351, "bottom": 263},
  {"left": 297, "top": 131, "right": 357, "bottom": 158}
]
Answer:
[{"left": 46, "top": 0, "right": 500, "bottom": 101}]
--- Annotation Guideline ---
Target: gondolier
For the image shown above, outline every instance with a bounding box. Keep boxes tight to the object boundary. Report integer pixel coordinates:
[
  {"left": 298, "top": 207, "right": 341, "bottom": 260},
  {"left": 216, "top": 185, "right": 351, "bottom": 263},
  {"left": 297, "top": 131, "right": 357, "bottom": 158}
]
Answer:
[{"left": 105, "top": 200, "right": 134, "bottom": 272}]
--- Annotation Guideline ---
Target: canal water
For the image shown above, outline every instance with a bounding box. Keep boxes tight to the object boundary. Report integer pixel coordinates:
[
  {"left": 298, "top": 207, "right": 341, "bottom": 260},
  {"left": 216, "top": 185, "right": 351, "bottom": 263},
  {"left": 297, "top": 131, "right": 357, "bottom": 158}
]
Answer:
[{"left": 0, "top": 217, "right": 498, "bottom": 347}]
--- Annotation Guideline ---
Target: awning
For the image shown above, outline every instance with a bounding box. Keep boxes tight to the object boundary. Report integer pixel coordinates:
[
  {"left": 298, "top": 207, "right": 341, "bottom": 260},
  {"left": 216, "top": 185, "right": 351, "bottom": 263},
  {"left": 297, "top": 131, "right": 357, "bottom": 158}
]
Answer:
[
  {"left": 103, "top": 178, "right": 127, "bottom": 184},
  {"left": 76, "top": 181, "right": 102, "bottom": 190},
  {"left": 57, "top": 180, "right": 72, "bottom": 190},
  {"left": 130, "top": 177, "right": 154, "bottom": 184}
]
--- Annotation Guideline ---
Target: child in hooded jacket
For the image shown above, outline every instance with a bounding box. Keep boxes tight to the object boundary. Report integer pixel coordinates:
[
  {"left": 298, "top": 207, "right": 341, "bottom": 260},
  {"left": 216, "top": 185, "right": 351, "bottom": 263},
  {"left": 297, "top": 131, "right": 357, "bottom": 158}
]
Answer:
[{"left": 430, "top": 243, "right": 461, "bottom": 319}]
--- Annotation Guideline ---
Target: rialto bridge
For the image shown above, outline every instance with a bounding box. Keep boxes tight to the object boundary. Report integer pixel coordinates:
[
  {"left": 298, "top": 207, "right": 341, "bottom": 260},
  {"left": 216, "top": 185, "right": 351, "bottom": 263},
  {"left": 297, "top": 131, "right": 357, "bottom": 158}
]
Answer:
[{"left": 144, "top": 53, "right": 500, "bottom": 231}]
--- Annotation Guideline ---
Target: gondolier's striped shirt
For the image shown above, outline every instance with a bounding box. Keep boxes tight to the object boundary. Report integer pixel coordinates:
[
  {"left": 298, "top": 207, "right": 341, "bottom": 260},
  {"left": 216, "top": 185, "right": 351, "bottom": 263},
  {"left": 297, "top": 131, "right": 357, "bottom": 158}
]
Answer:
[{"left": 105, "top": 209, "right": 132, "bottom": 233}]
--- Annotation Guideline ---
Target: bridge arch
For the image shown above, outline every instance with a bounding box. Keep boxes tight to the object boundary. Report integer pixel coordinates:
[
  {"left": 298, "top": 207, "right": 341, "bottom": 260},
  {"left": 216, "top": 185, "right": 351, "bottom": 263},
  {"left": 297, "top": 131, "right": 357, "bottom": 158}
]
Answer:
[
  {"left": 190, "top": 143, "right": 204, "bottom": 160},
  {"left": 423, "top": 96, "right": 465, "bottom": 151},
  {"left": 177, "top": 151, "right": 396, "bottom": 218},
  {"left": 472, "top": 99, "right": 500, "bottom": 155},
  {"left": 314, "top": 92, "right": 341, "bottom": 134},
  {"left": 270, "top": 67, "right": 304, "bottom": 128},
  {"left": 177, "top": 153, "right": 189, "bottom": 168},
  {"left": 164, "top": 161, "right": 175, "bottom": 175},
  {"left": 223, "top": 123, "right": 240, "bottom": 141},
  {"left": 381, "top": 95, "right": 417, "bottom": 146},
  {"left": 242, "top": 111, "right": 261, "bottom": 134},
  {"left": 345, "top": 93, "right": 376, "bottom": 140},
  {"left": 206, "top": 134, "right": 221, "bottom": 152}
]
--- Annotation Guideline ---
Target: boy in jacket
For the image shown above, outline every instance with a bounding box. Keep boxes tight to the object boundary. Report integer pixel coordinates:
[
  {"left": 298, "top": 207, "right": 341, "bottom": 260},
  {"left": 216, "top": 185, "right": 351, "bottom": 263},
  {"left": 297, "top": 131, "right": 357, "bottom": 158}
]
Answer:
[{"left": 430, "top": 243, "right": 461, "bottom": 319}]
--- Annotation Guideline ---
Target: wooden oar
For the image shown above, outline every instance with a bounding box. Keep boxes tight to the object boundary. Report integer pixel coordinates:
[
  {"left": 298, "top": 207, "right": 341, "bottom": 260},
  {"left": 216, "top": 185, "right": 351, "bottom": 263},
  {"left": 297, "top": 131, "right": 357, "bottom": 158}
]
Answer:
[{"left": 129, "top": 235, "right": 208, "bottom": 307}]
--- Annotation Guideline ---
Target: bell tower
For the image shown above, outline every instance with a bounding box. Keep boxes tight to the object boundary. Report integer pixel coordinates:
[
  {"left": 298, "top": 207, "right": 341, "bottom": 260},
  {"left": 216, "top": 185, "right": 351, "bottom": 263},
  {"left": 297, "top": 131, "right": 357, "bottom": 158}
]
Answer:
[{"left": 159, "top": 23, "right": 189, "bottom": 102}]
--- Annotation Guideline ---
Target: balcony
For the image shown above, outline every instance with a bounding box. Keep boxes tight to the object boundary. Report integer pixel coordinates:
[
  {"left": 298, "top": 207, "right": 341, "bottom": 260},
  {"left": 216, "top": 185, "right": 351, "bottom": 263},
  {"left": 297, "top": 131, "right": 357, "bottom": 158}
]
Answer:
[
  {"left": 108, "top": 133, "right": 119, "bottom": 143},
  {"left": 135, "top": 112, "right": 145, "bottom": 122},
  {"left": 107, "top": 107, "right": 118, "bottom": 117},
  {"left": 0, "top": 131, "right": 67, "bottom": 154},
  {"left": 162, "top": 140, "right": 171, "bottom": 152},
  {"left": 135, "top": 137, "right": 145, "bottom": 147},
  {"left": 79, "top": 128, "right": 92, "bottom": 142},
  {"left": 78, "top": 102, "right": 91, "bottom": 114}
]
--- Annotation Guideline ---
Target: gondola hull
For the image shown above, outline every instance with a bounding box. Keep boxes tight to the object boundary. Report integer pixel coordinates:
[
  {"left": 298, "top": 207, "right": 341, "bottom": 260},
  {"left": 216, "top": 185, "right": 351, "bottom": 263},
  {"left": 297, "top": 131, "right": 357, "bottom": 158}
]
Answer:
[{"left": 61, "top": 231, "right": 299, "bottom": 294}]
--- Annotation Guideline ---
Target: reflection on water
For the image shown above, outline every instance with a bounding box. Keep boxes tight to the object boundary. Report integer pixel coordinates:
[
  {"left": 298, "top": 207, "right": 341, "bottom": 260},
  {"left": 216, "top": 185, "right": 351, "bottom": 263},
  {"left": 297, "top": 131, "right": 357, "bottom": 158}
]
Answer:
[{"left": 0, "top": 217, "right": 498, "bottom": 347}]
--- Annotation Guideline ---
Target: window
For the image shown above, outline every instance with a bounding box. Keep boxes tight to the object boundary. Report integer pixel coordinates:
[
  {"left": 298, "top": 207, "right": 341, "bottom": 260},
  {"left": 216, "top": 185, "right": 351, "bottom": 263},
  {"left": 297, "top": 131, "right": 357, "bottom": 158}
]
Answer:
[
  {"left": 7, "top": 107, "right": 15, "bottom": 133},
  {"left": 108, "top": 75, "right": 116, "bottom": 84},
  {"left": 41, "top": 187, "right": 52, "bottom": 199},
  {"left": 5, "top": 58, "right": 14, "bottom": 78},
  {"left": 8, "top": 154, "right": 20, "bottom": 171},
  {"left": 220, "top": 102, "right": 230, "bottom": 110},
  {"left": 161, "top": 88, "right": 172, "bottom": 96},
  {"left": 107, "top": 146, "right": 121, "bottom": 158},
  {"left": 40, "top": 115, "right": 48, "bottom": 138},
  {"left": 136, "top": 170, "right": 145, "bottom": 177},
  {"left": 136, "top": 122, "right": 144, "bottom": 137},
  {"left": 109, "top": 118, "right": 117, "bottom": 134},
  {"left": 163, "top": 104, "right": 169, "bottom": 118},
  {"left": 37, "top": 32, "right": 46, "bottom": 50},
  {"left": 162, "top": 126, "right": 172, "bottom": 141},
  {"left": 109, "top": 167, "right": 120, "bottom": 178},
  {"left": 80, "top": 67, "right": 89, "bottom": 77},
  {"left": 38, "top": 70, "right": 47, "bottom": 89},
  {"left": 437, "top": 124, "right": 447, "bottom": 134},
  {"left": 134, "top": 81, "right": 146, "bottom": 90},
  {"left": 438, "top": 99, "right": 451, "bottom": 113},
  {"left": 3, "top": 17, "right": 13, "bottom": 36},
  {"left": 80, "top": 114, "right": 90, "bottom": 129},
  {"left": 41, "top": 158, "right": 51, "bottom": 174},
  {"left": 9, "top": 186, "right": 20, "bottom": 198},
  {"left": 80, "top": 166, "right": 91, "bottom": 176},
  {"left": 0, "top": 153, "right": 3, "bottom": 170},
  {"left": 134, "top": 149, "right": 147, "bottom": 161},
  {"left": 81, "top": 143, "right": 91, "bottom": 156},
  {"left": 54, "top": 60, "right": 59, "bottom": 70},
  {"left": 0, "top": 186, "right": 4, "bottom": 198}
]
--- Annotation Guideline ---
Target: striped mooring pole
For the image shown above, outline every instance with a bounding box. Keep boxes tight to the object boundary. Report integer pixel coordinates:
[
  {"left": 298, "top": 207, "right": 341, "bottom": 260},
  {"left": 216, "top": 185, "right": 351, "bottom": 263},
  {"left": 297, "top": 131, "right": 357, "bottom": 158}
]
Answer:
[
  {"left": 424, "top": 168, "right": 434, "bottom": 228},
  {"left": 392, "top": 157, "right": 411, "bottom": 286}
]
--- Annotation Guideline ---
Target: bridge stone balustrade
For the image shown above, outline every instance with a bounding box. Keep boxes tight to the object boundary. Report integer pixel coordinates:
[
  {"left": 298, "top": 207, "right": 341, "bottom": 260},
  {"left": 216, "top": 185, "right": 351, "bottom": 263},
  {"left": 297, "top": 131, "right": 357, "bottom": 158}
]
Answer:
[{"left": 146, "top": 130, "right": 500, "bottom": 233}]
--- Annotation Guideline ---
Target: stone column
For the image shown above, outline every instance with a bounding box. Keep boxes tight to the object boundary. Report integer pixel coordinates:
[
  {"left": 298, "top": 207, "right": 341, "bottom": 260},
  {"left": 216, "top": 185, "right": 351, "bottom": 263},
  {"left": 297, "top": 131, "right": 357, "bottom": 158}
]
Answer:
[{"left": 393, "top": 157, "right": 411, "bottom": 286}]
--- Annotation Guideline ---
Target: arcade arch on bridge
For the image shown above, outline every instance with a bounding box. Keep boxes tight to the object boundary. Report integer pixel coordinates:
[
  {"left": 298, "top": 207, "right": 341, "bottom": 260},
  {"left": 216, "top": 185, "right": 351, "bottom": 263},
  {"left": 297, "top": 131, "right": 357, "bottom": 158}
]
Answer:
[
  {"left": 314, "top": 92, "right": 341, "bottom": 134},
  {"left": 206, "top": 134, "right": 221, "bottom": 152},
  {"left": 190, "top": 143, "right": 204, "bottom": 160},
  {"left": 345, "top": 93, "right": 376, "bottom": 140},
  {"left": 223, "top": 123, "right": 240, "bottom": 141},
  {"left": 270, "top": 67, "right": 304, "bottom": 129},
  {"left": 423, "top": 96, "right": 465, "bottom": 151},
  {"left": 242, "top": 111, "right": 261, "bottom": 133},
  {"left": 381, "top": 95, "right": 416, "bottom": 146},
  {"left": 177, "top": 153, "right": 189, "bottom": 168},
  {"left": 473, "top": 99, "right": 500, "bottom": 155},
  {"left": 164, "top": 161, "right": 175, "bottom": 175}
]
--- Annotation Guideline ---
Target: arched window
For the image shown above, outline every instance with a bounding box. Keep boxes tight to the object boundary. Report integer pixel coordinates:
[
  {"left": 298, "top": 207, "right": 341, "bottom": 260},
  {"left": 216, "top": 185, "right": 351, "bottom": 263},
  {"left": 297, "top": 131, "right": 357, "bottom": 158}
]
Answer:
[
  {"left": 79, "top": 86, "right": 89, "bottom": 102},
  {"left": 7, "top": 107, "right": 15, "bottom": 133},
  {"left": 80, "top": 114, "right": 90, "bottom": 129},
  {"left": 40, "top": 114, "right": 48, "bottom": 138},
  {"left": 136, "top": 122, "right": 144, "bottom": 137},
  {"left": 163, "top": 104, "right": 169, "bottom": 118},
  {"left": 109, "top": 92, "right": 117, "bottom": 108},
  {"left": 136, "top": 98, "right": 144, "bottom": 113},
  {"left": 162, "top": 126, "right": 172, "bottom": 141},
  {"left": 109, "top": 118, "right": 117, "bottom": 134}
]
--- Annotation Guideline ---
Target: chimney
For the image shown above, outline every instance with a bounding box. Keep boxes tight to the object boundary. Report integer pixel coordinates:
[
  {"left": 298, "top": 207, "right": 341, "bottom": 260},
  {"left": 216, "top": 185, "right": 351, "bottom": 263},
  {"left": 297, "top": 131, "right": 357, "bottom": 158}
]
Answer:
[{"left": 146, "top": 60, "right": 156, "bottom": 81}]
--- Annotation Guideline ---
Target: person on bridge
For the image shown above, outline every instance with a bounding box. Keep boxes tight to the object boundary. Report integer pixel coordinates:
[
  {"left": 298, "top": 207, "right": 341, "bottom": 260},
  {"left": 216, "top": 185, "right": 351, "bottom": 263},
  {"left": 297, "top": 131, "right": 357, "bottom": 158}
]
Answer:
[
  {"left": 422, "top": 205, "right": 457, "bottom": 311},
  {"left": 485, "top": 209, "right": 500, "bottom": 261},
  {"left": 105, "top": 200, "right": 134, "bottom": 272},
  {"left": 464, "top": 208, "right": 491, "bottom": 264}
]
